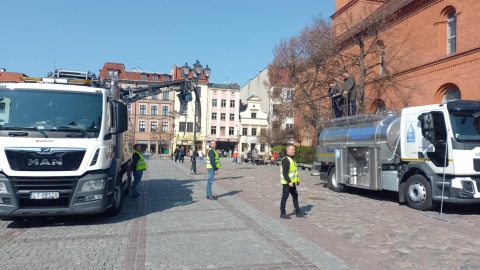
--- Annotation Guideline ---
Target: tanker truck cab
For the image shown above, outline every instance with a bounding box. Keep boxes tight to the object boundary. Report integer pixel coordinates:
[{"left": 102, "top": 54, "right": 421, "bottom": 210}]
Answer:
[
  {"left": 318, "top": 100, "right": 480, "bottom": 211},
  {"left": 0, "top": 70, "right": 131, "bottom": 218},
  {"left": 399, "top": 100, "right": 480, "bottom": 210}
]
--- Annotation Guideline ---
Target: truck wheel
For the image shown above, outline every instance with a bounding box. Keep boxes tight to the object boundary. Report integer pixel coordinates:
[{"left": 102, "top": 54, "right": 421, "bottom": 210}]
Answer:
[
  {"left": 328, "top": 168, "right": 345, "bottom": 192},
  {"left": 106, "top": 177, "right": 123, "bottom": 216},
  {"left": 405, "top": 175, "right": 437, "bottom": 211}
]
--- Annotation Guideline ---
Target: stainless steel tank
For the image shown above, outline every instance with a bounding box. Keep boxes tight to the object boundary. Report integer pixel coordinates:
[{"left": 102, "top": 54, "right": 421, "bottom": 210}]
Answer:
[{"left": 318, "top": 111, "right": 401, "bottom": 162}]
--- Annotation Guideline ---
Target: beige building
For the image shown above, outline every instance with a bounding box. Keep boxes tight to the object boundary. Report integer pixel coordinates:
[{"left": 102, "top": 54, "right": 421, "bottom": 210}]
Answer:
[{"left": 239, "top": 95, "right": 270, "bottom": 160}]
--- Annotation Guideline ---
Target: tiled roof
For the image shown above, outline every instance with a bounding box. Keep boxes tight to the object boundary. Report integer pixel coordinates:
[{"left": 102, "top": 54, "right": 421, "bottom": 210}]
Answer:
[{"left": 0, "top": 72, "right": 27, "bottom": 82}]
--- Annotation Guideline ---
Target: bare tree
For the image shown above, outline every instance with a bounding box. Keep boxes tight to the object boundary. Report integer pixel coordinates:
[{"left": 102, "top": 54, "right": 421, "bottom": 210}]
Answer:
[
  {"left": 332, "top": 1, "right": 421, "bottom": 113},
  {"left": 150, "top": 128, "right": 173, "bottom": 154}
]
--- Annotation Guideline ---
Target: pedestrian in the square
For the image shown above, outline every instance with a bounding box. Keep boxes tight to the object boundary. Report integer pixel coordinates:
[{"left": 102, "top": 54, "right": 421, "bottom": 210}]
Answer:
[
  {"left": 132, "top": 144, "right": 147, "bottom": 199},
  {"left": 342, "top": 71, "right": 357, "bottom": 116},
  {"left": 174, "top": 146, "right": 180, "bottom": 162},
  {"left": 280, "top": 144, "right": 304, "bottom": 219},
  {"left": 206, "top": 140, "right": 220, "bottom": 200},
  {"left": 198, "top": 148, "right": 204, "bottom": 164},
  {"left": 232, "top": 148, "right": 238, "bottom": 164},
  {"left": 180, "top": 146, "right": 186, "bottom": 163}
]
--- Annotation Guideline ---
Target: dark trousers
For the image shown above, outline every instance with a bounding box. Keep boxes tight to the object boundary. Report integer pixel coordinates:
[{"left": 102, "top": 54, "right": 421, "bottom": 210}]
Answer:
[
  {"left": 280, "top": 184, "right": 300, "bottom": 214},
  {"left": 333, "top": 107, "right": 343, "bottom": 118}
]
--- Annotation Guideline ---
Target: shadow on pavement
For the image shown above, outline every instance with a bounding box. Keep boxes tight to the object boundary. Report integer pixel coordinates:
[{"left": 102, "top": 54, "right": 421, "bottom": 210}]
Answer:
[
  {"left": 6, "top": 178, "right": 201, "bottom": 228},
  {"left": 217, "top": 190, "right": 242, "bottom": 198}
]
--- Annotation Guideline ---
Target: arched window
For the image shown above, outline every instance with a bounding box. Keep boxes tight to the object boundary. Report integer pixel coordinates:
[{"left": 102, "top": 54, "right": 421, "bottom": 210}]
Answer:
[
  {"left": 443, "top": 88, "right": 461, "bottom": 102},
  {"left": 447, "top": 12, "right": 456, "bottom": 54},
  {"left": 372, "top": 99, "right": 386, "bottom": 114}
]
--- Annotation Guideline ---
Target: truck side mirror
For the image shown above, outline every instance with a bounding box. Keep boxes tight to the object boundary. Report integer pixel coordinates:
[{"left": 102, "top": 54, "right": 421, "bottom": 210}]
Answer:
[{"left": 115, "top": 102, "right": 128, "bottom": 133}]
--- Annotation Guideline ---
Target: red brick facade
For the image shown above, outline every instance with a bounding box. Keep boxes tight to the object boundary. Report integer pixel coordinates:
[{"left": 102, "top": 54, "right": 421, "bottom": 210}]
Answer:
[{"left": 333, "top": 0, "right": 480, "bottom": 111}]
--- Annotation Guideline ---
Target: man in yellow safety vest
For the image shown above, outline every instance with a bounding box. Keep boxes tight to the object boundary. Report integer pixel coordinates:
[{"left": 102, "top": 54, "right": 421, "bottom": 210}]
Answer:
[
  {"left": 206, "top": 140, "right": 220, "bottom": 200},
  {"left": 280, "top": 144, "right": 305, "bottom": 219},
  {"left": 132, "top": 144, "right": 147, "bottom": 199}
]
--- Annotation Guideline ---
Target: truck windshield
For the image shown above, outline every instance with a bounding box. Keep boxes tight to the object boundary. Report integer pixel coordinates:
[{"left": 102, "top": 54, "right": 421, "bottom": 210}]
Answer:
[
  {"left": 0, "top": 89, "right": 102, "bottom": 138},
  {"left": 449, "top": 111, "right": 480, "bottom": 142}
]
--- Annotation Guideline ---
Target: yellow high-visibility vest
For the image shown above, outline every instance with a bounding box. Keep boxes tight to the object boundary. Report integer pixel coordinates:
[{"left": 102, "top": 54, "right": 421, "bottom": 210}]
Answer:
[
  {"left": 134, "top": 150, "right": 147, "bottom": 171},
  {"left": 206, "top": 148, "right": 220, "bottom": 169},
  {"left": 280, "top": 156, "right": 299, "bottom": 184}
]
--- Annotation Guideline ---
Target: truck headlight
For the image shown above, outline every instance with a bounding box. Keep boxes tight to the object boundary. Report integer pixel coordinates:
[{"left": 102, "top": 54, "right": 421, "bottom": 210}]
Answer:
[
  {"left": 81, "top": 180, "right": 104, "bottom": 191},
  {"left": 461, "top": 180, "right": 475, "bottom": 194},
  {"left": 0, "top": 182, "right": 7, "bottom": 193}
]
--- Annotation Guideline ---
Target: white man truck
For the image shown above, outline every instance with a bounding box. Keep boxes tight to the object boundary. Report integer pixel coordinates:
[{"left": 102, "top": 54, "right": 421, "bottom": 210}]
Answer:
[
  {"left": 317, "top": 100, "right": 480, "bottom": 210},
  {"left": 0, "top": 70, "right": 130, "bottom": 218}
]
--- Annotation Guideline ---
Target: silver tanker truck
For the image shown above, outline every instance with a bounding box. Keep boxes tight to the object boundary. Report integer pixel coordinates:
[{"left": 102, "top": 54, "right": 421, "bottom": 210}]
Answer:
[{"left": 317, "top": 100, "right": 480, "bottom": 210}]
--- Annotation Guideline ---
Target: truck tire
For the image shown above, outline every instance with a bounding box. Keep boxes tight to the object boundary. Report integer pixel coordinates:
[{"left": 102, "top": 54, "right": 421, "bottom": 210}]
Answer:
[
  {"left": 405, "top": 174, "right": 437, "bottom": 211},
  {"left": 328, "top": 168, "right": 345, "bottom": 192},
  {"left": 106, "top": 176, "right": 123, "bottom": 216}
]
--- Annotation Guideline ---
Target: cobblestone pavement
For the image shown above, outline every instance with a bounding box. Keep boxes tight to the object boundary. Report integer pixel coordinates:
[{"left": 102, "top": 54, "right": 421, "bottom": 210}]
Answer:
[{"left": 1, "top": 156, "right": 480, "bottom": 269}]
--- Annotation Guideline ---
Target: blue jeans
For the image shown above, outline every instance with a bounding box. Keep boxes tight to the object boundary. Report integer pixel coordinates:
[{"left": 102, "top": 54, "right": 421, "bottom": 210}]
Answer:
[
  {"left": 199, "top": 156, "right": 204, "bottom": 163},
  {"left": 347, "top": 100, "right": 357, "bottom": 116},
  {"left": 132, "top": 170, "right": 143, "bottom": 197},
  {"left": 206, "top": 168, "right": 215, "bottom": 197},
  {"left": 232, "top": 157, "right": 237, "bottom": 163}
]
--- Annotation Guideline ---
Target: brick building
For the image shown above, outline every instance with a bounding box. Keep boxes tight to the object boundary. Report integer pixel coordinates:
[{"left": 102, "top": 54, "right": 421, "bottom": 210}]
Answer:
[
  {"left": 0, "top": 69, "right": 27, "bottom": 82},
  {"left": 99, "top": 63, "right": 174, "bottom": 155},
  {"left": 333, "top": 0, "right": 480, "bottom": 112}
]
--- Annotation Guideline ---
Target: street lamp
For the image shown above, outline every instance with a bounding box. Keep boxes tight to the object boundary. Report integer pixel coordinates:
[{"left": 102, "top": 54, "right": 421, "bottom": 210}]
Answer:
[{"left": 183, "top": 60, "right": 211, "bottom": 174}]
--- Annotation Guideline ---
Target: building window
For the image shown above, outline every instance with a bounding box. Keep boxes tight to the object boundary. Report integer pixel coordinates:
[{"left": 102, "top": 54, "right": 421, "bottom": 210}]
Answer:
[
  {"left": 151, "top": 121, "right": 157, "bottom": 132},
  {"left": 140, "top": 105, "right": 146, "bottom": 115},
  {"left": 162, "top": 122, "right": 168, "bottom": 133},
  {"left": 127, "top": 104, "right": 131, "bottom": 114},
  {"left": 260, "top": 144, "right": 266, "bottom": 152},
  {"left": 187, "top": 122, "right": 193, "bottom": 132},
  {"left": 242, "top": 143, "right": 248, "bottom": 151},
  {"left": 163, "top": 92, "right": 169, "bottom": 100},
  {"left": 260, "top": 129, "right": 266, "bottom": 136},
  {"left": 286, "top": 123, "right": 293, "bottom": 129},
  {"left": 220, "top": 126, "right": 226, "bottom": 136},
  {"left": 151, "top": 105, "right": 158, "bottom": 116},
  {"left": 447, "top": 12, "right": 456, "bottom": 54},
  {"left": 212, "top": 112, "right": 217, "bottom": 120},
  {"left": 108, "top": 70, "right": 118, "bottom": 78},
  {"left": 230, "top": 100, "right": 235, "bottom": 107},
  {"left": 252, "top": 128, "right": 257, "bottom": 136},
  {"left": 211, "top": 126, "right": 217, "bottom": 135},
  {"left": 220, "top": 113, "right": 226, "bottom": 120},
  {"left": 443, "top": 88, "right": 461, "bottom": 102},
  {"left": 229, "top": 127, "right": 234, "bottom": 135},
  {"left": 141, "top": 74, "right": 147, "bottom": 80},
  {"left": 152, "top": 94, "right": 158, "bottom": 99},
  {"left": 139, "top": 121, "right": 146, "bottom": 132},
  {"left": 162, "top": 106, "right": 168, "bottom": 116},
  {"left": 242, "top": 128, "right": 248, "bottom": 135},
  {"left": 164, "top": 76, "right": 169, "bottom": 82},
  {"left": 153, "top": 75, "right": 158, "bottom": 81},
  {"left": 229, "top": 114, "right": 234, "bottom": 121},
  {"left": 221, "top": 99, "right": 226, "bottom": 107},
  {"left": 251, "top": 113, "right": 256, "bottom": 119},
  {"left": 179, "top": 122, "right": 186, "bottom": 132},
  {"left": 212, "top": 99, "right": 217, "bottom": 107},
  {"left": 286, "top": 89, "right": 293, "bottom": 100}
]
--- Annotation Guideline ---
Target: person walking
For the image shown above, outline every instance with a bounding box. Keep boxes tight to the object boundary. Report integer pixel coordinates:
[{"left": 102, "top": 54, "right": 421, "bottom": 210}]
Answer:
[
  {"left": 280, "top": 144, "right": 304, "bottom": 219},
  {"left": 206, "top": 140, "right": 220, "bottom": 200},
  {"left": 131, "top": 144, "right": 147, "bottom": 199},
  {"left": 180, "top": 146, "right": 186, "bottom": 163},
  {"left": 174, "top": 146, "right": 180, "bottom": 162},
  {"left": 232, "top": 148, "right": 238, "bottom": 164},
  {"left": 272, "top": 151, "right": 278, "bottom": 166},
  {"left": 342, "top": 71, "right": 357, "bottom": 116},
  {"left": 328, "top": 81, "right": 345, "bottom": 118},
  {"left": 198, "top": 148, "right": 204, "bottom": 164}
]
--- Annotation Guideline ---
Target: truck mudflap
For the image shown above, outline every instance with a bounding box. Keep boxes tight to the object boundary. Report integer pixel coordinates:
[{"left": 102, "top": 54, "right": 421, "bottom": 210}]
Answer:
[{"left": 0, "top": 172, "right": 110, "bottom": 217}]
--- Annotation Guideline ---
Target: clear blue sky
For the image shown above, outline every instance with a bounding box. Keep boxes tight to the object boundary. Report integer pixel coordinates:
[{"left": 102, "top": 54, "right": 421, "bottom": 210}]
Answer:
[{"left": 0, "top": 0, "right": 335, "bottom": 87}]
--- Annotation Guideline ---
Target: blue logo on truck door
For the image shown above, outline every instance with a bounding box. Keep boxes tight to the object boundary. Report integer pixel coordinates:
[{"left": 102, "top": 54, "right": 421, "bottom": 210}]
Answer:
[{"left": 407, "top": 123, "right": 415, "bottom": 142}]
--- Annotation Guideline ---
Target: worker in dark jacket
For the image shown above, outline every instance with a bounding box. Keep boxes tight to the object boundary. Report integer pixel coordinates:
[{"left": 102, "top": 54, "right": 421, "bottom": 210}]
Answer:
[
  {"left": 342, "top": 71, "right": 357, "bottom": 116},
  {"left": 280, "top": 144, "right": 304, "bottom": 219},
  {"left": 131, "top": 144, "right": 147, "bottom": 199}
]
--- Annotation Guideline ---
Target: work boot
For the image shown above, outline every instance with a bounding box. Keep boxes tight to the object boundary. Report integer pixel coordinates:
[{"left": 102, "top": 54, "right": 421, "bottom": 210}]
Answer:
[{"left": 280, "top": 213, "right": 291, "bottom": 219}]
